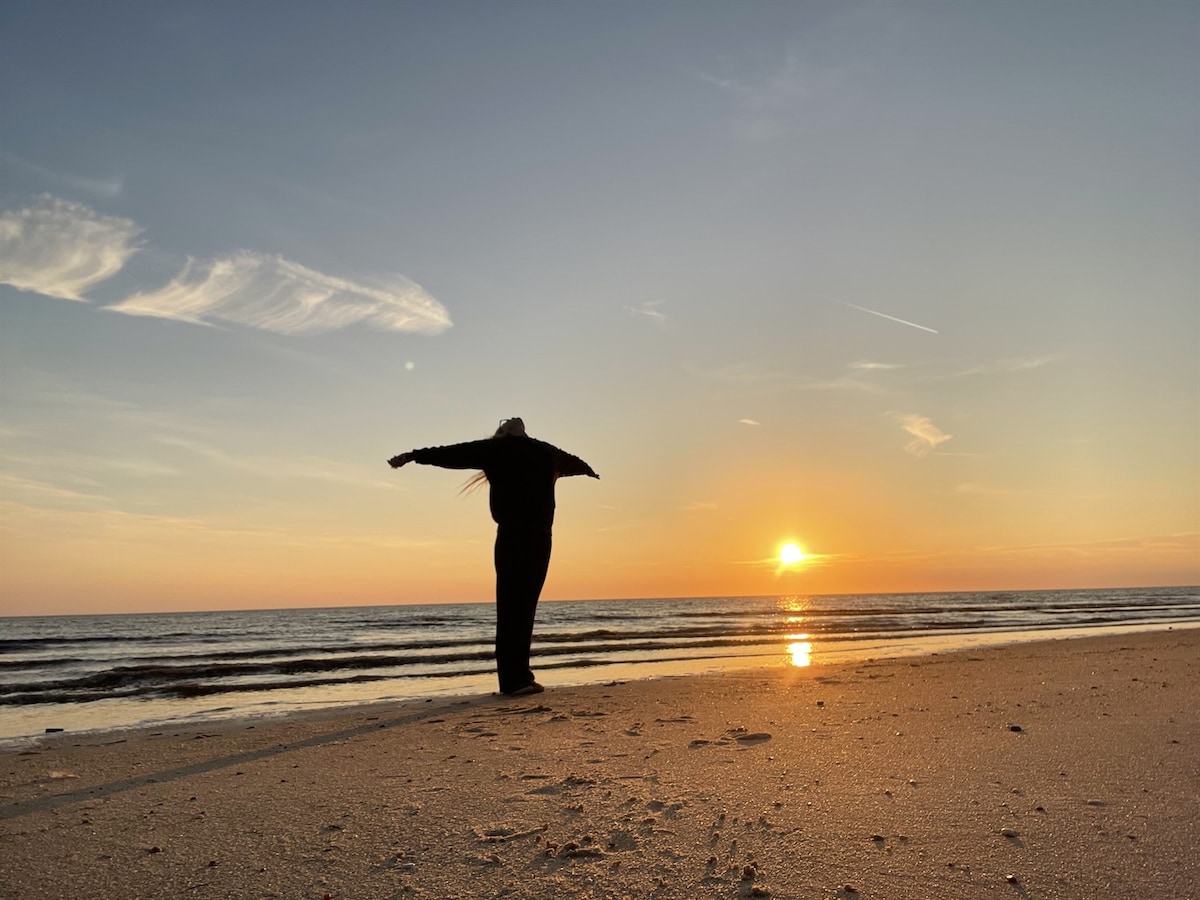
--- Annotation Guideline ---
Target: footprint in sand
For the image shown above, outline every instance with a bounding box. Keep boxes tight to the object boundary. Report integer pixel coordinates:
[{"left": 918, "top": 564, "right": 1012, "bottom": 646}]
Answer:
[
  {"left": 646, "top": 799, "right": 685, "bottom": 818},
  {"left": 691, "top": 727, "right": 773, "bottom": 748},
  {"left": 608, "top": 830, "right": 639, "bottom": 851},
  {"left": 733, "top": 732, "right": 773, "bottom": 745}
]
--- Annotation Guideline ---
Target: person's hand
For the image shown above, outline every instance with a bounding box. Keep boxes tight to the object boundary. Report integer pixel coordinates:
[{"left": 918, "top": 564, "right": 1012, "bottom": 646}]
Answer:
[{"left": 388, "top": 452, "right": 413, "bottom": 469}]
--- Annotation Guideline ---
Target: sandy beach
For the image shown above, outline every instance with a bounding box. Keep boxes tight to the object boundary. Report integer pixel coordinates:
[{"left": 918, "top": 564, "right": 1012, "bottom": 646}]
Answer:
[{"left": 2, "top": 628, "right": 1197, "bottom": 899}]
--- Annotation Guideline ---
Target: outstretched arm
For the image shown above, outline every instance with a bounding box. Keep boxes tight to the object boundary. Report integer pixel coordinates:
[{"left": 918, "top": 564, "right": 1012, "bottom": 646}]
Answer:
[
  {"left": 554, "top": 448, "right": 599, "bottom": 479},
  {"left": 388, "top": 440, "right": 494, "bottom": 471}
]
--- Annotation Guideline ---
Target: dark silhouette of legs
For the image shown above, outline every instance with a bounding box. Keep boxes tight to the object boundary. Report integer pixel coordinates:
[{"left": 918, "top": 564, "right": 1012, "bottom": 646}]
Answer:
[{"left": 493, "top": 527, "right": 552, "bottom": 694}]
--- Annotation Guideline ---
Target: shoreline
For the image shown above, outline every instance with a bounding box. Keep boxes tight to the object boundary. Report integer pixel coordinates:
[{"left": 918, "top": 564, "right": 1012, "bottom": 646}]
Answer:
[
  {"left": 3, "top": 619, "right": 1196, "bottom": 748},
  {"left": 3, "top": 628, "right": 1198, "bottom": 898}
]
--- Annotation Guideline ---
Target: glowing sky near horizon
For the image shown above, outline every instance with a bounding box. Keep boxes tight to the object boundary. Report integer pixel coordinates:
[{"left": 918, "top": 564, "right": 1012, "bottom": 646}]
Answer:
[{"left": 1, "top": 2, "right": 1197, "bottom": 615}]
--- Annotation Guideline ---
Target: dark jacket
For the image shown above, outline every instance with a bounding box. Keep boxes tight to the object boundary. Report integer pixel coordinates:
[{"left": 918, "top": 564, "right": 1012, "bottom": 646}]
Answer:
[{"left": 411, "top": 435, "right": 597, "bottom": 531}]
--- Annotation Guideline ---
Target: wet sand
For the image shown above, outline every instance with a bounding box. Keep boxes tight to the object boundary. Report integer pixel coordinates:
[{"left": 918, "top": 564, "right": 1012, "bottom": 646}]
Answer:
[{"left": 2, "top": 629, "right": 1197, "bottom": 899}]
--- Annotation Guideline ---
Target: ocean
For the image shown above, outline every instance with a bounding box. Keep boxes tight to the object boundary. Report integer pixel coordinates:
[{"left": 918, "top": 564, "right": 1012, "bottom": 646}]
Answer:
[{"left": 2, "top": 587, "right": 1197, "bottom": 742}]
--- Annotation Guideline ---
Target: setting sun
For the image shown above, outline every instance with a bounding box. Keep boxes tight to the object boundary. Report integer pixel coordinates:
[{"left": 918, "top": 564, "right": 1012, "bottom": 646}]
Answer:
[{"left": 779, "top": 543, "right": 806, "bottom": 567}]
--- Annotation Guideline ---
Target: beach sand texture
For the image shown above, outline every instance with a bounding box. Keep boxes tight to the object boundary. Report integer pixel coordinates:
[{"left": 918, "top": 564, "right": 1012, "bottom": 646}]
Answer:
[{"left": 2, "top": 629, "right": 1197, "bottom": 899}]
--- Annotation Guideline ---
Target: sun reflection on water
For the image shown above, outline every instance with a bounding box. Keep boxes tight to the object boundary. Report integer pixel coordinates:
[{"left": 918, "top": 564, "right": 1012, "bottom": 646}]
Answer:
[
  {"left": 778, "top": 595, "right": 812, "bottom": 614},
  {"left": 779, "top": 597, "right": 814, "bottom": 666},
  {"left": 787, "top": 637, "right": 813, "bottom": 667}
]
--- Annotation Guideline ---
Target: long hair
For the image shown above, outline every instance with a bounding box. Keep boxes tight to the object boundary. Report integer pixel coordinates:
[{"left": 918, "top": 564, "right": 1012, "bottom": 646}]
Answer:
[
  {"left": 459, "top": 417, "right": 525, "bottom": 495},
  {"left": 460, "top": 470, "right": 488, "bottom": 495}
]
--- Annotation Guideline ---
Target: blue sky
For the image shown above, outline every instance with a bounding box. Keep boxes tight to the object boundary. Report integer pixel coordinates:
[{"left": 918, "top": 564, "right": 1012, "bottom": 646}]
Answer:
[{"left": 2, "top": 1, "right": 1197, "bottom": 614}]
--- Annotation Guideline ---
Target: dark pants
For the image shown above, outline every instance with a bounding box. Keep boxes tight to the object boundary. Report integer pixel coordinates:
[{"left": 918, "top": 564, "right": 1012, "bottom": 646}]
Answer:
[{"left": 493, "top": 526, "right": 552, "bottom": 693}]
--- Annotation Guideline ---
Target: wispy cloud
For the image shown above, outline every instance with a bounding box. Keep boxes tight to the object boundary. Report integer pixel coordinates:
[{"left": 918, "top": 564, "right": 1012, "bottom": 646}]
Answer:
[
  {"left": 954, "top": 356, "right": 1060, "bottom": 377},
  {"left": 0, "top": 196, "right": 453, "bottom": 337},
  {"left": 2, "top": 154, "right": 124, "bottom": 199},
  {"left": 738, "top": 418, "right": 760, "bottom": 426},
  {"left": 849, "top": 356, "right": 1061, "bottom": 384},
  {"left": 109, "top": 251, "right": 451, "bottom": 335},
  {"left": 897, "top": 355, "right": 1064, "bottom": 384},
  {"left": 701, "top": 361, "right": 889, "bottom": 395},
  {"left": 973, "top": 532, "right": 1200, "bottom": 560},
  {"left": 0, "top": 473, "right": 111, "bottom": 507},
  {"left": 626, "top": 300, "right": 668, "bottom": 325},
  {"left": 693, "top": 42, "right": 869, "bottom": 141},
  {"left": 3, "top": 451, "right": 178, "bottom": 480},
  {"left": 0, "top": 196, "right": 141, "bottom": 300},
  {"left": 736, "top": 550, "right": 844, "bottom": 569},
  {"left": 682, "top": 500, "right": 718, "bottom": 512},
  {"left": 155, "top": 435, "right": 398, "bottom": 490},
  {"left": 898, "top": 413, "right": 952, "bottom": 457}
]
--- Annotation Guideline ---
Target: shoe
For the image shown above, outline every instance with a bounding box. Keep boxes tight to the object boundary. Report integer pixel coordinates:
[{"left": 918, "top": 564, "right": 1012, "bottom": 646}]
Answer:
[{"left": 505, "top": 681, "right": 545, "bottom": 696}]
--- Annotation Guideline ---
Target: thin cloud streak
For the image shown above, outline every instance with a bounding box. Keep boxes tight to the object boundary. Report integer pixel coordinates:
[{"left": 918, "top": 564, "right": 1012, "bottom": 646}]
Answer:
[
  {"left": 626, "top": 301, "right": 668, "bottom": 324},
  {"left": 955, "top": 356, "right": 1060, "bottom": 376},
  {"left": 0, "top": 196, "right": 141, "bottom": 300},
  {"left": 842, "top": 301, "right": 938, "bottom": 334},
  {"left": 3, "top": 451, "right": 178, "bottom": 479},
  {"left": 896, "top": 355, "right": 1063, "bottom": 384},
  {"left": 701, "top": 362, "right": 888, "bottom": 395},
  {"left": 155, "top": 435, "right": 400, "bottom": 490},
  {"left": 109, "top": 251, "right": 451, "bottom": 335},
  {"left": 856, "top": 532, "right": 1200, "bottom": 563},
  {"left": 736, "top": 551, "right": 844, "bottom": 568},
  {"left": 0, "top": 473, "right": 111, "bottom": 506}
]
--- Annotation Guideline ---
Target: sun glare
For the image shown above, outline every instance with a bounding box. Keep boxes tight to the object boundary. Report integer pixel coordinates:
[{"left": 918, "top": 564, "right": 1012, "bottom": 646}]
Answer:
[
  {"left": 779, "top": 543, "right": 806, "bottom": 566},
  {"left": 787, "top": 638, "right": 813, "bottom": 667}
]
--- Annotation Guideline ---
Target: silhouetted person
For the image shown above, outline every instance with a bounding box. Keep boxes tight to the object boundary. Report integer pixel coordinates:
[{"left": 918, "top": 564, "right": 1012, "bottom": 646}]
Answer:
[{"left": 388, "top": 418, "right": 598, "bottom": 696}]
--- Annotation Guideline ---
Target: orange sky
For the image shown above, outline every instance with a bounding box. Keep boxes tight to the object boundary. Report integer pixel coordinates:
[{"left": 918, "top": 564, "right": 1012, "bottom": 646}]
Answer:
[{"left": 2, "top": 457, "right": 1196, "bottom": 615}]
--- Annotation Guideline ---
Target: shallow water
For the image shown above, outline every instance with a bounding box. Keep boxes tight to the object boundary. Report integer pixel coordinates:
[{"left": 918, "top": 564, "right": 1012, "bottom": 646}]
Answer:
[{"left": 1, "top": 587, "right": 1196, "bottom": 741}]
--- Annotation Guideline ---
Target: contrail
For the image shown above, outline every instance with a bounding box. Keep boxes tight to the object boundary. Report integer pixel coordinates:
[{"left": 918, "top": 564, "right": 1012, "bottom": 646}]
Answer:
[{"left": 842, "top": 301, "right": 938, "bottom": 334}]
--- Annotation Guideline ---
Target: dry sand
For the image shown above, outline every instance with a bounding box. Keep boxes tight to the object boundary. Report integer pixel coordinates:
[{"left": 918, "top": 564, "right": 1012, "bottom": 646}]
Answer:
[{"left": 2, "top": 628, "right": 1197, "bottom": 899}]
